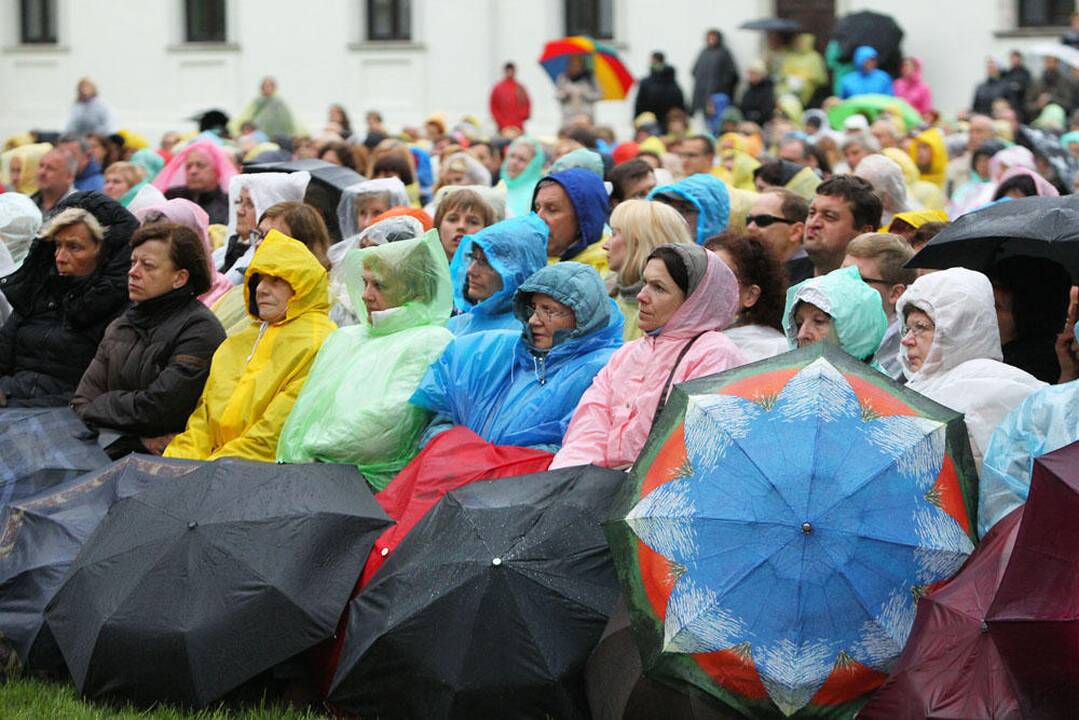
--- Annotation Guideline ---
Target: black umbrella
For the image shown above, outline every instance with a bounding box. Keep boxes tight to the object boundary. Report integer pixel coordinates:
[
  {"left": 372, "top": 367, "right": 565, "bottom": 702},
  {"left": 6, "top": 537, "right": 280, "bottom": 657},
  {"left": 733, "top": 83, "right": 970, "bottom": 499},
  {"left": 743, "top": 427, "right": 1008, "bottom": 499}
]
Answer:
[
  {"left": 244, "top": 158, "right": 366, "bottom": 242},
  {"left": 739, "top": 18, "right": 801, "bottom": 33},
  {"left": 0, "top": 455, "right": 200, "bottom": 676},
  {"left": 45, "top": 459, "right": 391, "bottom": 708},
  {"left": 0, "top": 408, "right": 110, "bottom": 507},
  {"left": 328, "top": 464, "right": 626, "bottom": 719},
  {"left": 832, "top": 11, "right": 904, "bottom": 76},
  {"left": 907, "top": 194, "right": 1079, "bottom": 282},
  {"left": 586, "top": 596, "right": 742, "bottom": 720}
]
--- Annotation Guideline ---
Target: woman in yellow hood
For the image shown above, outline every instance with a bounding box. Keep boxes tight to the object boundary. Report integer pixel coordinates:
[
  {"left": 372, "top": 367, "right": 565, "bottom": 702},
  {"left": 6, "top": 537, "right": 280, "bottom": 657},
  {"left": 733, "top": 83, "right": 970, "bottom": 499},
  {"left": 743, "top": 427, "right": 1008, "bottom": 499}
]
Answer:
[
  {"left": 883, "top": 147, "right": 947, "bottom": 210},
  {"left": 165, "top": 230, "right": 336, "bottom": 462},
  {"left": 908, "top": 127, "right": 948, "bottom": 189}
]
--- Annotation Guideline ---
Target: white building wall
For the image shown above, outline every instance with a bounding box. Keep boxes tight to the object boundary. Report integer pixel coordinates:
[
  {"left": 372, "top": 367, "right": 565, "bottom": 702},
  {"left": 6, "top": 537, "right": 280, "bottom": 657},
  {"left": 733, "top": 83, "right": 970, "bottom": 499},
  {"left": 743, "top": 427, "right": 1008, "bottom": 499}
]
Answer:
[{"left": 0, "top": 0, "right": 1071, "bottom": 144}]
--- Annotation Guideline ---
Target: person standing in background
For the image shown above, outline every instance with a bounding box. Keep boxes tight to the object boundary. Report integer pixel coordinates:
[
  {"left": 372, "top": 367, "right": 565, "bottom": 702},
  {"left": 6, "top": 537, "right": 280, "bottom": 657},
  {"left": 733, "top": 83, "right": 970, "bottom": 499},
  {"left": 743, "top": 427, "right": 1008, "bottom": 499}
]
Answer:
[
  {"left": 691, "top": 29, "right": 739, "bottom": 122},
  {"left": 489, "top": 62, "right": 532, "bottom": 133}
]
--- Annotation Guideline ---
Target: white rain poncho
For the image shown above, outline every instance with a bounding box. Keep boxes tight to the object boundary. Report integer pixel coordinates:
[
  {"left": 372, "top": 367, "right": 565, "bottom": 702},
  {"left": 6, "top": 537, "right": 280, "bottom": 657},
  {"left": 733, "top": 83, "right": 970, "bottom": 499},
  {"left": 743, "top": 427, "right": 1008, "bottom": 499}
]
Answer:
[
  {"left": 336, "top": 177, "right": 410, "bottom": 242},
  {"left": 0, "top": 192, "right": 42, "bottom": 269},
  {"left": 432, "top": 184, "right": 507, "bottom": 222},
  {"left": 897, "top": 268, "right": 1046, "bottom": 479}
]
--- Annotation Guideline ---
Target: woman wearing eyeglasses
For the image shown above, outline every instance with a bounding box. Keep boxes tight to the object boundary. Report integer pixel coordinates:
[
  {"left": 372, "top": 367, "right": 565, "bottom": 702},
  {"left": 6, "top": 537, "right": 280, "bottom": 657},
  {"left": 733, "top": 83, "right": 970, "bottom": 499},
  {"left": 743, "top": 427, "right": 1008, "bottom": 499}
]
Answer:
[
  {"left": 410, "top": 262, "right": 623, "bottom": 452},
  {"left": 896, "top": 267, "right": 1045, "bottom": 476}
]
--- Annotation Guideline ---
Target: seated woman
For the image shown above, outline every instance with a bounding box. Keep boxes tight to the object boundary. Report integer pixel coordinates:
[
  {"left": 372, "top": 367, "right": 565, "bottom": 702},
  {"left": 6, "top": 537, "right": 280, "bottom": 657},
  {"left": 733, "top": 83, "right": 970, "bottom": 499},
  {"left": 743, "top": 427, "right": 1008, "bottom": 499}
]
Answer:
[
  {"left": 136, "top": 198, "right": 232, "bottom": 306},
  {"left": 896, "top": 267, "right": 1045, "bottom": 477},
  {"left": 276, "top": 231, "right": 454, "bottom": 490},
  {"left": 605, "top": 199, "right": 694, "bottom": 341},
  {"left": 431, "top": 186, "right": 502, "bottom": 261},
  {"left": 0, "top": 192, "right": 136, "bottom": 407},
  {"left": 71, "top": 223, "right": 227, "bottom": 458},
  {"left": 412, "top": 261, "right": 623, "bottom": 451},
  {"left": 153, "top": 141, "right": 238, "bottom": 224},
  {"left": 551, "top": 244, "right": 746, "bottom": 470},
  {"left": 446, "top": 214, "right": 549, "bottom": 336},
  {"left": 783, "top": 265, "right": 888, "bottom": 368},
  {"left": 164, "top": 230, "right": 335, "bottom": 462},
  {"left": 498, "top": 137, "right": 546, "bottom": 218},
  {"left": 102, "top": 162, "right": 148, "bottom": 207},
  {"left": 710, "top": 232, "right": 790, "bottom": 363},
  {"left": 337, "top": 177, "right": 411, "bottom": 242}
]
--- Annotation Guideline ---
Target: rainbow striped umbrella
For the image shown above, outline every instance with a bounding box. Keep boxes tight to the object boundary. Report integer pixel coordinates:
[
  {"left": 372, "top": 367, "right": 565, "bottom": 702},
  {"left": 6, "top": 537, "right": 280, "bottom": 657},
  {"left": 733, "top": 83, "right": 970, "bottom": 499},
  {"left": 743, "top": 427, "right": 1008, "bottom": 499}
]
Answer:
[{"left": 538, "top": 35, "right": 635, "bottom": 101}]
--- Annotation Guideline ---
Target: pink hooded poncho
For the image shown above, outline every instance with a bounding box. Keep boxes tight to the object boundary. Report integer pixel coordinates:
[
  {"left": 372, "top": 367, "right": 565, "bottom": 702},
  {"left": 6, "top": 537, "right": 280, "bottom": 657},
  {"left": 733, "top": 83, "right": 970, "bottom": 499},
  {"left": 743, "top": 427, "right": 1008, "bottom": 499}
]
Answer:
[
  {"left": 551, "top": 246, "right": 746, "bottom": 470},
  {"left": 135, "top": 198, "right": 233, "bottom": 306},
  {"left": 893, "top": 57, "right": 933, "bottom": 115},
  {"left": 152, "top": 140, "right": 238, "bottom": 193}
]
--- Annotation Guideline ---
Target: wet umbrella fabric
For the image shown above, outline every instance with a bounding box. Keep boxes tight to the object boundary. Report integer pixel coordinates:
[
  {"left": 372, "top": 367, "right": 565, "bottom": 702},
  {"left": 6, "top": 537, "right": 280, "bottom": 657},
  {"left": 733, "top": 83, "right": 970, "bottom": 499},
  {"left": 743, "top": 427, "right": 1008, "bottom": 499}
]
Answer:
[
  {"left": 245, "top": 158, "right": 366, "bottom": 242},
  {"left": 607, "top": 343, "right": 978, "bottom": 718},
  {"left": 907, "top": 194, "right": 1079, "bottom": 282},
  {"left": 861, "top": 440, "right": 1079, "bottom": 719},
  {"left": 45, "top": 459, "right": 391, "bottom": 708},
  {"left": 0, "top": 455, "right": 200, "bottom": 675},
  {"left": 832, "top": 11, "right": 904, "bottom": 75},
  {"left": 0, "top": 408, "right": 110, "bottom": 507},
  {"left": 328, "top": 464, "right": 626, "bottom": 719}
]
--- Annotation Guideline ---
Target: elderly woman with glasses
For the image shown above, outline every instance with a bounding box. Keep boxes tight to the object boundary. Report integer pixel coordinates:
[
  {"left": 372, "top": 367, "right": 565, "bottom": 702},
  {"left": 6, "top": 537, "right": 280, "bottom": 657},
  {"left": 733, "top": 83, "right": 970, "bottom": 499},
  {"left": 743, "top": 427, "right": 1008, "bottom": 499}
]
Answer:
[{"left": 411, "top": 261, "right": 623, "bottom": 452}]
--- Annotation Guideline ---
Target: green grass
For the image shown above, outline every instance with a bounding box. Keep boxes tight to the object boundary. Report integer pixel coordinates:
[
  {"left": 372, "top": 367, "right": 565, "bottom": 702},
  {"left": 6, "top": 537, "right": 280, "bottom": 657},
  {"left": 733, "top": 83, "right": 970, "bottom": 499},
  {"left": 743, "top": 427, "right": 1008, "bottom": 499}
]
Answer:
[{"left": 0, "top": 678, "right": 328, "bottom": 720}]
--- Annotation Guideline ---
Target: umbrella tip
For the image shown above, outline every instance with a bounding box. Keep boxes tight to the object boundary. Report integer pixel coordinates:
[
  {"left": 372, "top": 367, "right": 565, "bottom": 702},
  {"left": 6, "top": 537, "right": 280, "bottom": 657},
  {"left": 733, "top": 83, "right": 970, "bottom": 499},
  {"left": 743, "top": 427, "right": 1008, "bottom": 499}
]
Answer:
[
  {"left": 380, "top": 547, "right": 389, "bottom": 557},
  {"left": 188, "top": 521, "right": 198, "bottom": 530},
  {"left": 492, "top": 557, "right": 503, "bottom": 567},
  {"left": 801, "top": 522, "right": 813, "bottom": 534}
]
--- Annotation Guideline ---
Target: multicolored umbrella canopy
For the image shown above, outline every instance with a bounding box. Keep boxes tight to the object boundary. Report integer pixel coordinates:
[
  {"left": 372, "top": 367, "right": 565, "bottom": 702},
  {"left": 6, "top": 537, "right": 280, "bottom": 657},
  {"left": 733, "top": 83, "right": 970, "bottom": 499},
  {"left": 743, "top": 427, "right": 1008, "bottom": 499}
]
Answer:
[
  {"left": 539, "top": 35, "right": 635, "bottom": 101},
  {"left": 606, "top": 344, "right": 979, "bottom": 718},
  {"left": 861, "top": 439, "right": 1079, "bottom": 719}
]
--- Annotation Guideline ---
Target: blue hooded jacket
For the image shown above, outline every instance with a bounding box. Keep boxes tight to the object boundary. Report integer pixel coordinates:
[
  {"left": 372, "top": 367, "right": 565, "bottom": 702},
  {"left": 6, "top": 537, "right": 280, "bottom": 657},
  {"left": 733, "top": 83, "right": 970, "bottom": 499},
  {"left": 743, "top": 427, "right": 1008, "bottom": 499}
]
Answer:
[
  {"left": 647, "top": 173, "right": 730, "bottom": 244},
  {"left": 532, "top": 168, "right": 609, "bottom": 261},
  {"left": 839, "top": 46, "right": 894, "bottom": 99},
  {"left": 447, "top": 214, "right": 549, "bottom": 336},
  {"left": 411, "top": 261, "right": 623, "bottom": 448}
]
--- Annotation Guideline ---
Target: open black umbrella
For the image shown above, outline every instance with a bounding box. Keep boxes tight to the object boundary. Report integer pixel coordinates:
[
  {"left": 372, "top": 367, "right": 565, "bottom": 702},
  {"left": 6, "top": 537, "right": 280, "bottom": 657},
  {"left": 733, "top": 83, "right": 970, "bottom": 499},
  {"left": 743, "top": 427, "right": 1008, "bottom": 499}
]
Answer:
[
  {"left": 0, "top": 408, "right": 110, "bottom": 507},
  {"left": 586, "top": 597, "right": 741, "bottom": 720},
  {"left": 328, "top": 464, "right": 626, "bottom": 719},
  {"left": 245, "top": 158, "right": 366, "bottom": 242},
  {"left": 0, "top": 455, "right": 200, "bottom": 676},
  {"left": 739, "top": 18, "right": 801, "bottom": 33},
  {"left": 833, "top": 11, "right": 904, "bottom": 76},
  {"left": 907, "top": 194, "right": 1079, "bottom": 282},
  {"left": 45, "top": 459, "right": 391, "bottom": 708}
]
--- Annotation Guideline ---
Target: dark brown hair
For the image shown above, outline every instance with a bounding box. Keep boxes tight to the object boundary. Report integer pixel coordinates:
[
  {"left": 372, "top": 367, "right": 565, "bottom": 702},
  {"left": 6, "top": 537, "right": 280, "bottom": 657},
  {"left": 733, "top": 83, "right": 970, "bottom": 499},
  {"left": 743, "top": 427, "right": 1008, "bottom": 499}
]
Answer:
[
  {"left": 130, "top": 222, "right": 212, "bottom": 296},
  {"left": 260, "top": 202, "right": 332, "bottom": 269},
  {"left": 708, "top": 232, "right": 788, "bottom": 330},
  {"left": 371, "top": 153, "right": 415, "bottom": 185}
]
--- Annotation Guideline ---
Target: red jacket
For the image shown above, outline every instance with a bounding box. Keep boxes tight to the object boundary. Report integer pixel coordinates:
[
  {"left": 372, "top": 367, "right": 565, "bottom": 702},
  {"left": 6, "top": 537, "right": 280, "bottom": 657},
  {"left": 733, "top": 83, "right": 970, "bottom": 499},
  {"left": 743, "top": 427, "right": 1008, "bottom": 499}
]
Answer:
[{"left": 489, "top": 78, "right": 531, "bottom": 131}]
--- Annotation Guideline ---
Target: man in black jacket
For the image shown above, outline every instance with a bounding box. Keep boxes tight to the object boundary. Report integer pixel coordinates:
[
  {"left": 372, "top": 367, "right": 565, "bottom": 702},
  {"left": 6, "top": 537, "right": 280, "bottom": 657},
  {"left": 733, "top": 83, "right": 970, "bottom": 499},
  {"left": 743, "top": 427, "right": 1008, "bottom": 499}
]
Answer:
[
  {"left": 635, "top": 52, "right": 685, "bottom": 133},
  {"left": 691, "top": 29, "right": 739, "bottom": 119}
]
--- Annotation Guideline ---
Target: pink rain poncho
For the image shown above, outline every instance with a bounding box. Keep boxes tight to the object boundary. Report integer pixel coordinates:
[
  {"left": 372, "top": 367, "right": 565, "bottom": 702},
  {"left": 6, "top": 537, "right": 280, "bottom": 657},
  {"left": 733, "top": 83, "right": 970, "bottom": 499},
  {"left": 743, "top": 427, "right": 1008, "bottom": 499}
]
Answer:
[
  {"left": 893, "top": 57, "right": 933, "bottom": 115},
  {"left": 135, "top": 198, "right": 232, "bottom": 306},
  {"left": 152, "top": 140, "right": 237, "bottom": 193},
  {"left": 551, "top": 245, "right": 746, "bottom": 470}
]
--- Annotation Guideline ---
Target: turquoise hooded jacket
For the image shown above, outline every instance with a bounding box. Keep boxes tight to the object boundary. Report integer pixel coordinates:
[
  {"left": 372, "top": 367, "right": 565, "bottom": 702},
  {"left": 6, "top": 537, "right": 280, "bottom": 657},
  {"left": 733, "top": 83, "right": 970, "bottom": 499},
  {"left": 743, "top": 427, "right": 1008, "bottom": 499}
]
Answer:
[{"left": 647, "top": 173, "right": 730, "bottom": 244}]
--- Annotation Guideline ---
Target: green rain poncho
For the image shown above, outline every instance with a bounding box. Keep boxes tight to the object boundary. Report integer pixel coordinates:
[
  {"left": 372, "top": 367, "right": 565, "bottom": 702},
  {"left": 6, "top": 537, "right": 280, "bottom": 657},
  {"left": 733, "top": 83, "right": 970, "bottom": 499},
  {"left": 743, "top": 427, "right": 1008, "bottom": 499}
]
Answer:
[{"left": 276, "top": 231, "right": 454, "bottom": 489}]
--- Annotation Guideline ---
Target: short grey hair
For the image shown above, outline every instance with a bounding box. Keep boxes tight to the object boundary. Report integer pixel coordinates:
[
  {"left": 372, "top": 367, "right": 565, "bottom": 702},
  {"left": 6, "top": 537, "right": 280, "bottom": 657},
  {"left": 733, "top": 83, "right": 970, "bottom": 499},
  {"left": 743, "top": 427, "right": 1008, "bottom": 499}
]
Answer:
[{"left": 41, "top": 208, "right": 105, "bottom": 244}]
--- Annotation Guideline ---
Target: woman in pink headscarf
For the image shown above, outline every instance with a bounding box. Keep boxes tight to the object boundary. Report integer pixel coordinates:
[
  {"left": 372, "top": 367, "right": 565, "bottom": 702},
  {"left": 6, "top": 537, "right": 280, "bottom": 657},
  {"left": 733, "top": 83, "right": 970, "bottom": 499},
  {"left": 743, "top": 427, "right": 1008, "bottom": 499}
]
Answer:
[
  {"left": 950, "top": 145, "right": 1039, "bottom": 217},
  {"left": 550, "top": 243, "right": 746, "bottom": 470},
  {"left": 152, "top": 141, "right": 238, "bottom": 224},
  {"left": 893, "top": 57, "right": 933, "bottom": 115},
  {"left": 136, "top": 198, "right": 232, "bottom": 306}
]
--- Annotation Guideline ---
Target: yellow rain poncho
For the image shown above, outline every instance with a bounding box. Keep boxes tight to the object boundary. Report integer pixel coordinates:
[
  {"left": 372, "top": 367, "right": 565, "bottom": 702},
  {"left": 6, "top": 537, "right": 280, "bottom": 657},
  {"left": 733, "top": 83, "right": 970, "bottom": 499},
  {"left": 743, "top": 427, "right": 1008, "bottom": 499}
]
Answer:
[
  {"left": 908, "top": 127, "right": 948, "bottom": 189},
  {"left": 165, "top": 231, "right": 335, "bottom": 462},
  {"left": 883, "top": 147, "right": 947, "bottom": 211},
  {"left": 0, "top": 143, "right": 53, "bottom": 195},
  {"left": 779, "top": 34, "right": 828, "bottom": 106},
  {"left": 276, "top": 230, "right": 454, "bottom": 490},
  {"left": 715, "top": 150, "right": 760, "bottom": 192}
]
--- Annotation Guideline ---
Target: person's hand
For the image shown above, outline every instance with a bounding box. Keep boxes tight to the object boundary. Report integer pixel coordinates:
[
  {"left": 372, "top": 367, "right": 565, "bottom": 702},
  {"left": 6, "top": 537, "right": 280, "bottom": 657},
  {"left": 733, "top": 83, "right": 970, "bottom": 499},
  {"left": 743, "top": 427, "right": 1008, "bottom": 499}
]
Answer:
[{"left": 140, "top": 433, "right": 176, "bottom": 456}]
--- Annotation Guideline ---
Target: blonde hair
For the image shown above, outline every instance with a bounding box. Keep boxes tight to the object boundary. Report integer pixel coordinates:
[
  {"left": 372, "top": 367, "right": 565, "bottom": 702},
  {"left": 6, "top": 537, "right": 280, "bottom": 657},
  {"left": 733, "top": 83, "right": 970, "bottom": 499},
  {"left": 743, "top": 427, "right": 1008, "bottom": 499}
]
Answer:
[
  {"left": 104, "top": 161, "right": 145, "bottom": 190},
  {"left": 846, "top": 232, "right": 917, "bottom": 285},
  {"left": 42, "top": 207, "right": 105, "bottom": 244},
  {"left": 610, "top": 199, "right": 694, "bottom": 286}
]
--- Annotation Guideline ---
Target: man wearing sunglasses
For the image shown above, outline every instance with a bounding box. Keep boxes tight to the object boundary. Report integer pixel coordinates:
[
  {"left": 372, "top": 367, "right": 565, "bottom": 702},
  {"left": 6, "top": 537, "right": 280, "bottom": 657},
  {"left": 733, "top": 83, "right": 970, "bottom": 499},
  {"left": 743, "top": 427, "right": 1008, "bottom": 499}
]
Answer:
[{"left": 745, "top": 187, "right": 811, "bottom": 284}]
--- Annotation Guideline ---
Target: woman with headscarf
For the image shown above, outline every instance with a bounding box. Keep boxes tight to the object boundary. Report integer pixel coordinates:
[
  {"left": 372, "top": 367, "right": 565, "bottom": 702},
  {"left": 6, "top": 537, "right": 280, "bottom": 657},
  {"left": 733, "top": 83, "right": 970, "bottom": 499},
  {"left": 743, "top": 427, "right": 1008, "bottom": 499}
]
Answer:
[
  {"left": 412, "top": 261, "right": 623, "bottom": 451},
  {"left": 136, "top": 198, "right": 232, "bottom": 306},
  {"left": 908, "top": 127, "right": 948, "bottom": 189},
  {"left": 894, "top": 57, "right": 933, "bottom": 115},
  {"left": 896, "top": 268, "right": 1044, "bottom": 480},
  {"left": 71, "top": 222, "right": 226, "bottom": 458},
  {"left": 276, "top": 231, "right": 454, "bottom": 490},
  {"left": 337, "top": 177, "right": 411, "bottom": 242},
  {"left": 447, "top": 214, "right": 549, "bottom": 336},
  {"left": 550, "top": 243, "right": 746, "bottom": 469},
  {"left": 498, "top": 137, "right": 546, "bottom": 218},
  {"left": 164, "top": 230, "right": 335, "bottom": 462},
  {"left": 153, "top": 140, "right": 238, "bottom": 224},
  {"left": 0, "top": 192, "right": 136, "bottom": 406}
]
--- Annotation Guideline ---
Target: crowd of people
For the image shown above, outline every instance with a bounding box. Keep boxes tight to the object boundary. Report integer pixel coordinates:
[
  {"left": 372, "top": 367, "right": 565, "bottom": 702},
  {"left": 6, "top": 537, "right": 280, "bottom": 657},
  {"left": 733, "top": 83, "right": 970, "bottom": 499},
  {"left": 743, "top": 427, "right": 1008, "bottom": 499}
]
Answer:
[{"left": 3, "top": 23, "right": 1079, "bottom": 564}]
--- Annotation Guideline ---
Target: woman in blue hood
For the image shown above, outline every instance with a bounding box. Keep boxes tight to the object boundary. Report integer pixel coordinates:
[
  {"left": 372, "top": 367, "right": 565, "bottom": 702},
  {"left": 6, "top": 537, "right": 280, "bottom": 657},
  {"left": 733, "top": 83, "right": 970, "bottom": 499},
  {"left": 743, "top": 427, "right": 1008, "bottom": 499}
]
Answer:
[
  {"left": 411, "top": 261, "right": 623, "bottom": 450},
  {"left": 446, "top": 214, "right": 549, "bottom": 336}
]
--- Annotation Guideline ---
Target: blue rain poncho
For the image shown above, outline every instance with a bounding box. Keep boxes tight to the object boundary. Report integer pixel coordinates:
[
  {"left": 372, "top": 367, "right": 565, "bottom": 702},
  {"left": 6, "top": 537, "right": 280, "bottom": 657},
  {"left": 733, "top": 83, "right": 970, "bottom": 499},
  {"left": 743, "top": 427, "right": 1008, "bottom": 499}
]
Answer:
[
  {"left": 276, "top": 230, "right": 454, "bottom": 490},
  {"left": 647, "top": 173, "right": 730, "bottom": 244},
  {"left": 411, "top": 262, "right": 623, "bottom": 450},
  {"left": 446, "top": 214, "right": 549, "bottom": 336}
]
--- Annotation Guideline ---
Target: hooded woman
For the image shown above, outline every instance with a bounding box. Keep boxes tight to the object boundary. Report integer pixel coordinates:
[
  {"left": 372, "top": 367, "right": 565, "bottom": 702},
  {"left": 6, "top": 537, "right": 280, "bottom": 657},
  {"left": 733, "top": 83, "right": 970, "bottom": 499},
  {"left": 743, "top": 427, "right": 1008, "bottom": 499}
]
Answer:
[
  {"left": 215, "top": 171, "right": 312, "bottom": 284},
  {"left": 907, "top": 127, "right": 948, "bottom": 189},
  {"left": 893, "top": 57, "right": 933, "bottom": 114},
  {"left": 499, "top": 137, "right": 546, "bottom": 218},
  {"left": 0, "top": 142, "right": 52, "bottom": 195},
  {"left": 153, "top": 140, "right": 238, "bottom": 224},
  {"left": 0, "top": 192, "right": 136, "bottom": 406},
  {"left": 164, "top": 231, "right": 335, "bottom": 462},
  {"left": 647, "top": 174, "right": 731, "bottom": 245},
  {"left": 783, "top": 265, "right": 888, "bottom": 369},
  {"left": 550, "top": 243, "right": 746, "bottom": 469},
  {"left": 896, "top": 268, "right": 1045, "bottom": 476},
  {"left": 276, "top": 231, "right": 454, "bottom": 490},
  {"left": 135, "top": 199, "right": 232, "bottom": 307},
  {"left": 0, "top": 192, "right": 42, "bottom": 268},
  {"left": 447, "top": 214, "right": 549, "bottom": 336},
  {"left": 337, "top": 177, "right": 411, "bottom": 242},
  {"left": 71, "top": 222, "right": 226, "bottom": 458},
  {"left": 412, "top": 262, "right": 623, "bottom": 451}
]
